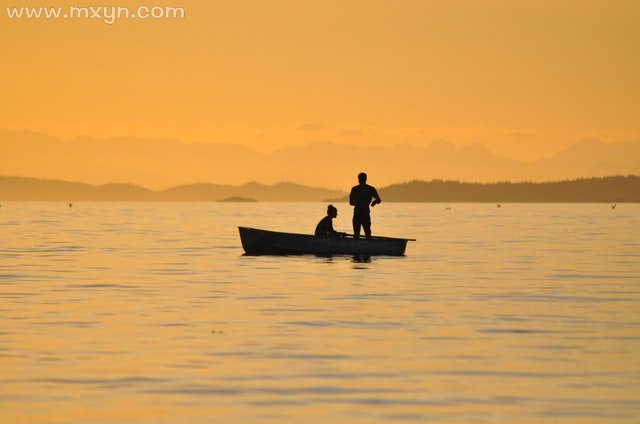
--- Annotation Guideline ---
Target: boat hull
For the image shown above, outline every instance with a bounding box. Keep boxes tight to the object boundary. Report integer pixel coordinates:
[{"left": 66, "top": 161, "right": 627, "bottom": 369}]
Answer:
[{"left": 239, "top": 227, "right": 410, "bottom": 256}]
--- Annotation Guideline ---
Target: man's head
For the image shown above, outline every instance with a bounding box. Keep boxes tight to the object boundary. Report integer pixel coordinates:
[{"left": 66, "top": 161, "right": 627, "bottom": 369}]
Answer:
[
  {"left": 327, "top": 204, "right": 337, "bottom": 218},
  {"left": 358, "top": 172, "right": 367, "bottom": 184}
]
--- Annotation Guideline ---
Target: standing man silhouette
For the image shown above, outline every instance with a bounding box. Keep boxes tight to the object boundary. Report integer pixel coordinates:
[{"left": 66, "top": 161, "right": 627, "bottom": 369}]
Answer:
[{"left": 349, "top": 172, "right": 381, "bottom": 239}]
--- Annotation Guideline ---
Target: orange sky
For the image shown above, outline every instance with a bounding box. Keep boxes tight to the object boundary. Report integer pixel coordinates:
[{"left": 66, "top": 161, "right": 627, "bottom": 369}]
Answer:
[{"left": 2, "top": 0, "right": 639, "bottom": 162}]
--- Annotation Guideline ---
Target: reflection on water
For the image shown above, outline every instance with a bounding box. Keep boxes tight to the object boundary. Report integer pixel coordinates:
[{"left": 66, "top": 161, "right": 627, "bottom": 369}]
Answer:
[
  {"left": 352, "top": 254, "right": 372, "bottom": 264},
  {"left": 1, "top": 202, "right": 639, "bottom": 423}
]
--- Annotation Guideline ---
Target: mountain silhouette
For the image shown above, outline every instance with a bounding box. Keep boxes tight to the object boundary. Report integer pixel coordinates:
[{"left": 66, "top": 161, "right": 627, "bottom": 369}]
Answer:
[
  {"left": 1, "top": 175, "right": 638, "bottom": 202},
  {"left": 374, "top": 176, "right": 640, "bottom": 203},
  {"left": 1, "top": 129, "right": 638, "bottom": 189},
  {"left": 0, "top": 176, "right": 345, "bottom": 201}
]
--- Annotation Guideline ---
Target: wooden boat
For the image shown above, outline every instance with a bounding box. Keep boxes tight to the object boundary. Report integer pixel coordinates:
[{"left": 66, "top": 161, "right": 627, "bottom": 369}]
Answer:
[{"left": 239, "top": 227, "right": 414, "bottom": 256}]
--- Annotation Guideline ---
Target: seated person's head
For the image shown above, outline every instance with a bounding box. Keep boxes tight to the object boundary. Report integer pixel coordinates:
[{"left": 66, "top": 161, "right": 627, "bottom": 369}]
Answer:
[{"left": 327, "top": 204, "right": 337, "bottom": 218}]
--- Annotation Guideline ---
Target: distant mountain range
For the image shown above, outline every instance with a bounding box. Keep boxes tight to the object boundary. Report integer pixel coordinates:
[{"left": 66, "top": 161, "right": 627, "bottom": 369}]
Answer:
[
  {"left": 1, "top": 129, "right": 639, "bottom": 189},
  {"left": 376, "top": 175, "right": 640, "bottom": 203},
  {"left": 1, "top": 175, "right": 638, "bottom": 202},
  {"left": 0, "top": 176, "right": 345, "bottom": 202}
]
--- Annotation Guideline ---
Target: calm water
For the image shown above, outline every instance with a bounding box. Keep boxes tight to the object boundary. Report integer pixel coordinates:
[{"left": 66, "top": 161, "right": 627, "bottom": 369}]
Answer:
[{"left": 1, "top": 202, "right": 639, "bottom": 423}]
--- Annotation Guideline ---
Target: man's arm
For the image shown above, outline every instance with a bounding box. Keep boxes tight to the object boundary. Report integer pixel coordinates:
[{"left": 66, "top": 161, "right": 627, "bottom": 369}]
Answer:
[
  {"left": 349, "top": 187, "right": 356, "bottom": 206},
  {"left": 371, "top": 188, "right": 381, "bottom": 207},
  {"left": 328, "top": 219, "right": 338, "bottom": 236},
  {"left": 328, "top": 220, "right": 346, "bottom": 237}
]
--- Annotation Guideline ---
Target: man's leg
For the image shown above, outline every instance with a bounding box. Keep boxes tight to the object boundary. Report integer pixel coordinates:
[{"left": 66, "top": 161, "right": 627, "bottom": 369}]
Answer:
[
  {"left": 363, "top": 213, "right": 372, "bottom": 239},
  {"left": 352, "top": 214, "right": 361, "bottom": 239}
]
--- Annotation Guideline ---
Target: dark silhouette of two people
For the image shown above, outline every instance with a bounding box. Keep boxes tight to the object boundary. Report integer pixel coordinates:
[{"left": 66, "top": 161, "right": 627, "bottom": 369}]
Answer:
[
  {"left": 315, "top": 172, "right": 381, "bottom": 239},
  {"left": 315, "top": 205, "right": 347, "bottom": 237},
  {"left": 349, "top": 172, "right": 381, "bottom": 239}
]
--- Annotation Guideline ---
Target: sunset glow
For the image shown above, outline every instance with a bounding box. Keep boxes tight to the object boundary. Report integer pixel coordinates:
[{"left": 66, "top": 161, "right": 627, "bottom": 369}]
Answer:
[{"left": 2, "top": 0, "right": 639, "bottom": 181}]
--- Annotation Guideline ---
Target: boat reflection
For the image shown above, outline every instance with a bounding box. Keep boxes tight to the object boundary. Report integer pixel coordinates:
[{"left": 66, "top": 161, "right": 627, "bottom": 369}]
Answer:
[
  {"left": 313, "top": 253, "right": 372, "bottom": 264},
  {"left": 351, "top": 254, "right": 372, "bottom": 263}
]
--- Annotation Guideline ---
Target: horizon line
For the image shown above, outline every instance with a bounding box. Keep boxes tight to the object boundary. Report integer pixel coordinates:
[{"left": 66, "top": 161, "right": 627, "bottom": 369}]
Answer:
[{"left": 3, "top": 173, "right": 639, "bottom": 193}]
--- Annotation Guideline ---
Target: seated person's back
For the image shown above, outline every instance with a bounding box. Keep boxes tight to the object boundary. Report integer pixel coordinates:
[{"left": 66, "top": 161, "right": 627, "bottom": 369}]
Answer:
[{"left": 315, "top": 204, "right": 345, "bottom": 237}]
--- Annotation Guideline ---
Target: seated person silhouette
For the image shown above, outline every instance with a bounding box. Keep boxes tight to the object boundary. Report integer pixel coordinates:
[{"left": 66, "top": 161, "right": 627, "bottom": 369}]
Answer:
[{"left": 315, "top": 205, "right": 347, "bottom": 237}]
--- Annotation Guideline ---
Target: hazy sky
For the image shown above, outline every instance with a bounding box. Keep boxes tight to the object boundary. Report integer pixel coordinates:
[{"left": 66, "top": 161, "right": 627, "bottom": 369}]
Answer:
[{"left": 2, "top": 0, "right": 639, "bottom": 161}]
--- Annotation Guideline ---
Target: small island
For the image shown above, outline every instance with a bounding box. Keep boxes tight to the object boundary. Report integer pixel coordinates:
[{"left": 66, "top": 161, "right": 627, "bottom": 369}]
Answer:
[{"left": 217, "top": 196, "right": 258, "bottom": 203}]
